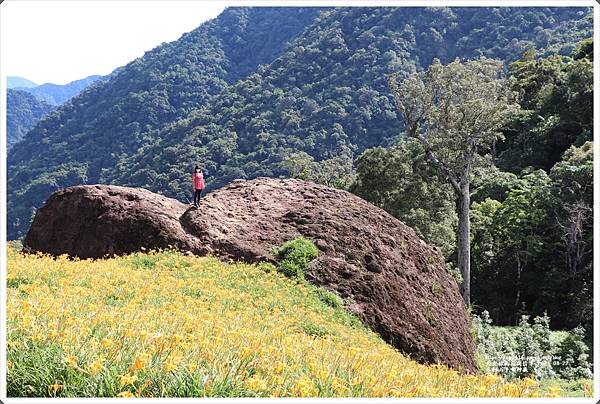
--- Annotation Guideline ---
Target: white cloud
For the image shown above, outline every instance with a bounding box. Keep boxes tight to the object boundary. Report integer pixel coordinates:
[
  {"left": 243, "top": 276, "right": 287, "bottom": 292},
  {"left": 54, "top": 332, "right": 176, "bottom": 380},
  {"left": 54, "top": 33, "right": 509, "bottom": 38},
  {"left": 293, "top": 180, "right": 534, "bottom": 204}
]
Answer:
[{"left": 1, "top": 0, "right": 225, "bottom": 84}]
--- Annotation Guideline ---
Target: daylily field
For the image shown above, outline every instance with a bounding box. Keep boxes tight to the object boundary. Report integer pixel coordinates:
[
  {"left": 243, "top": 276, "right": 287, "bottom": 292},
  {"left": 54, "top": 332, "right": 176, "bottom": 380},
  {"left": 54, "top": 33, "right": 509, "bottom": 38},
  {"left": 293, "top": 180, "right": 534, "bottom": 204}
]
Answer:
[{"left": 6, "top": 246, "right": 583, "bottom": 398}]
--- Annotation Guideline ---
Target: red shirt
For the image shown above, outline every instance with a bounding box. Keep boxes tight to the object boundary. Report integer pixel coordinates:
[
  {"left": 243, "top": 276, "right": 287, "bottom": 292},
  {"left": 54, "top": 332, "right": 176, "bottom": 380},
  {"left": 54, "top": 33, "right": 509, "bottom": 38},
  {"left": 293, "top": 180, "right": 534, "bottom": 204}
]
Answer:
[{"left": 192, "top": 171, "right": 204, "bottom": 190}]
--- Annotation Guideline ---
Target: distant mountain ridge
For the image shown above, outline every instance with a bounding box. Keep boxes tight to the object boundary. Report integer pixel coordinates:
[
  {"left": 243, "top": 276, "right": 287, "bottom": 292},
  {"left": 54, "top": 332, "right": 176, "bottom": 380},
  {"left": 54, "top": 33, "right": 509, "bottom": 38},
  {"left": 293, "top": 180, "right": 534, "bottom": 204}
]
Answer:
[
  {"left": 7, "top": 6, "right": 593, "bottom": 239},
  {"left": 7, "top": 76, "right": 37, "bottom": 89},
  {"left": 6, "top": 89, "right": 56, "bottom": 149},
  {"left": 14, "top": 74, "right": 103, "bottom": 106},
  {"left": 6, "top": 74, "right": 104, "bottom": 152}
]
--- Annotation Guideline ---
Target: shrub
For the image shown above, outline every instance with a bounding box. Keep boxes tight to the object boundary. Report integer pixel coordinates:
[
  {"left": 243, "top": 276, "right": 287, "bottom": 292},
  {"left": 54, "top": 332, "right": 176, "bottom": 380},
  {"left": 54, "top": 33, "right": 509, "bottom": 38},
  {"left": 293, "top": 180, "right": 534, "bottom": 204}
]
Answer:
[
  {"left": 273, "top": 236, "right": 318, "bottom": 279},
  {"left": 554, "top": 326, "right": 592, "bottom": 380},
  {"left": 472, "top": 311, "right": 591, "bottom": 381},
  {"left": 513, "top": 314, "right": 555, "bottom": 379},
  {"left": 313, "top": 287, "right": 344, "bottom": 309}
]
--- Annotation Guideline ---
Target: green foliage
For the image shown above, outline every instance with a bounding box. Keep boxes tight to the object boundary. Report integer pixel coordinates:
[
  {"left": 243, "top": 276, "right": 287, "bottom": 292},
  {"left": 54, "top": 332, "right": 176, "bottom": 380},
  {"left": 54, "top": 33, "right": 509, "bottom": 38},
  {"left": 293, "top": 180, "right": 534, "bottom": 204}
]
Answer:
[
  {"left": 312, "top": 287, "right": 344, "bottom": 309},
  {"left": 130, "top": 254, "right": 162, "bottom": 270},
  {"left": 390, "top": 57, "right": 519, "bottom": 184},
  {"left": 7, "top": 8, "right": 592, "bottom": 240},
  {"left": 273, "top": 237, "right": 319, "bottom": 280},
  {"left": 7, "top": 277, "right": 33, "bottom": 289},
  {"left": 300, "top": 322, "right": 337, "bottom": 337},
  {"left": 554, "top": 326, "right": 593, "bottom": 380},
  {"left": 281, "top": 151, "right": 355, "bottom": 190},
  {"left": 7, "top": 7, "right": 322, "bottom": 239},
  {"left": 472, "top": 311, "right": 590, "bottom": 381},
  {"left": 471, "top": 141, "right": 593, "bottom": 331},
  {"left": 390, "top": 55, "right": 522, "bottom": 306},
  {"left": 513, "top": 314, "right": 555, "bottom": 379},
  {"left": 498, "top": 41, "right": 593, "bottom": 172},
  {"left": 351, "top": 140, "right": 457, "bottom": 256},
  {"left": 7, "top": 89, "right": 55, "bottom": 149}
]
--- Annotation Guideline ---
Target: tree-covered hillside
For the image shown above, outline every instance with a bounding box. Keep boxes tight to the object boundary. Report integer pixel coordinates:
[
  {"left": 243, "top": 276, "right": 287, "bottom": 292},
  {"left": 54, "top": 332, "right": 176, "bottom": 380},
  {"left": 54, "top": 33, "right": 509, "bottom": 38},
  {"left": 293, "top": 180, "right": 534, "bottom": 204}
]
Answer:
[
  {"left": 8, "top": 7, "right": 323, "bottom": 238},
  {"left": 7, "top": 7, "right": 592, "bottom": 239},
  {"left": 7, "top": 89, "right": 56, "bottom": 149},
  {"left": 15, "top": 75, "right": 103, "bottom": 106},
  {"left": 350, "top": 40, "right": 593, "bottom": 334},
  {"left": 109, "top": 7, "right": 592, "bottom": 200},
  {"left": 7, "top": 75, "right": 104, "bottom": 151}
]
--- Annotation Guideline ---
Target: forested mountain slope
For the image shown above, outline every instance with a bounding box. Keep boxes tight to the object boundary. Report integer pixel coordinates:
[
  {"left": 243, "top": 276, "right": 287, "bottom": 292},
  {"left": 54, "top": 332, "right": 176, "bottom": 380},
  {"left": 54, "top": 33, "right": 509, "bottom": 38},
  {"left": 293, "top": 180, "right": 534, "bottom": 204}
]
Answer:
[
  {"left": 7, "top": 7, "right": 591, "bottom": 239},
  {"left": 8, "top": 7, "right": 323, "bottom": 238},
  {"left": 109, "top": 7, "right": 592, "bottom": 200},
  {"left": 7, "top": 75, "right": 104, "bottom": 151},
  {"left": 15, "top": 75, "right": 103, "bottom": 106},
  {"left": 7, "top": 89, "right": 56, "bottom": 149}
]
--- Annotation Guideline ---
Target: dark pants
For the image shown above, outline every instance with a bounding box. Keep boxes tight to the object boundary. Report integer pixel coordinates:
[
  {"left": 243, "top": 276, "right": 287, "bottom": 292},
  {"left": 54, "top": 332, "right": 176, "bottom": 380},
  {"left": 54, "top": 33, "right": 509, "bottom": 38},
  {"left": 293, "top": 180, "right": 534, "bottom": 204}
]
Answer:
[{"left": 194, "top": 188, "right": 203, "bottom": 206}]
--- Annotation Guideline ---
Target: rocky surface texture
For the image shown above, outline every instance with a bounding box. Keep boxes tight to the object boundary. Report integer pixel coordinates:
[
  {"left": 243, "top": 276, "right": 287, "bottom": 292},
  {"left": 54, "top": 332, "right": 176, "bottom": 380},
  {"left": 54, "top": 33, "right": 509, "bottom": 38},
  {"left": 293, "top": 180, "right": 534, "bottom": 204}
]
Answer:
[{"left": 24, "top": 178, "right": 477, "bottom": 372}]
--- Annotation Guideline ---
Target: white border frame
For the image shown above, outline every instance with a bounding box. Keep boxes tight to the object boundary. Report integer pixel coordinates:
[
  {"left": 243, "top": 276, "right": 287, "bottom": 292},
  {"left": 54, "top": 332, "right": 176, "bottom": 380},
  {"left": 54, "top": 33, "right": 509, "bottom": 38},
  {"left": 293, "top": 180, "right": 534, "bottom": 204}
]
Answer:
[{"left": 0, "top": 1, "right": 597, "bottom": 403}]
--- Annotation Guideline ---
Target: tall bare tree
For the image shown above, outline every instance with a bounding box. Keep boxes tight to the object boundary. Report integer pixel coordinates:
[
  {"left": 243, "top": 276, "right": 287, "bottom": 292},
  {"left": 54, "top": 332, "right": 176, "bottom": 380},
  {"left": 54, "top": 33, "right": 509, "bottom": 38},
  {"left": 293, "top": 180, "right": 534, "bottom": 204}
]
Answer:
[
  {"left": 389, "top": 58, "right": 519, "bottom": 305},
  {"left": 557, "top": 200, "right": 592, "bottom": 279}
]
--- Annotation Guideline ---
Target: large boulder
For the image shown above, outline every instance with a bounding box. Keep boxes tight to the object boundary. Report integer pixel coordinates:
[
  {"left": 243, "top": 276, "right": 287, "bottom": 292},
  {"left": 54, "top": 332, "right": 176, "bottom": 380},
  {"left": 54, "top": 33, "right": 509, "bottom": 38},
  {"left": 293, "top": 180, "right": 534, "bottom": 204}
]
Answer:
[{"left": 24, "top": 178, "right": 477, "bottom": 372}]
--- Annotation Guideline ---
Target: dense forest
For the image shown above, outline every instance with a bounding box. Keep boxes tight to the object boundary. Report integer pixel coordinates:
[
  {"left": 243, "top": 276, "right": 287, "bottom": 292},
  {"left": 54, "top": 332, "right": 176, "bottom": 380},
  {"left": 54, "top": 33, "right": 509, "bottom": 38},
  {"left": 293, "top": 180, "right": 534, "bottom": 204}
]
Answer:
[
  {"left": 13, "top": 74, "right": 103, "bottom": 106},
  {"left": 7, "top": 7, "right": 593, "bottom": 339},
  {"left": 8, "top": 7, "right": 323, "bottom": 235},
  {"left": 7, "top": 75, "right": 105, "bottom": 150},
  {"left": 7, "top": 89, "right": 56, "bottom": 149},
  {"left": 352, "top": 39, "right": 593, "bottom": 336}
]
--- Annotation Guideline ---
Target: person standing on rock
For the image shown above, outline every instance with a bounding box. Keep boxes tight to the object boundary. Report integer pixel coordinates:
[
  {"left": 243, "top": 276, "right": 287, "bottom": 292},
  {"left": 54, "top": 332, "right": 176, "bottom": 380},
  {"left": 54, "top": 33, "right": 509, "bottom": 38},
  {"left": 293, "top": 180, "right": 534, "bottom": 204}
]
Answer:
[{"left": 192, "top": 165, "right": 205, "bottom": 208}]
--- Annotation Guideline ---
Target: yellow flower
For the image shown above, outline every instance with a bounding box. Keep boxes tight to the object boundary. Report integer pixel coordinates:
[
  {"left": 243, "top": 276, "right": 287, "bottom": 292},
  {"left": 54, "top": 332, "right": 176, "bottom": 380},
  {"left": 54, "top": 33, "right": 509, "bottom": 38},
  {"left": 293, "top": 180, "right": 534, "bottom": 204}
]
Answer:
[
  {"left": 522, "top": 377, "right": 537, "bottom": 388},
  {"left": 100, "top": 338, "right": 113, "bottom": 349},
  {"left": 65, "top": 355, "right": 78, "bottom": 368},
  {"left": 245, "top": 375, "right": 268, "bottom": 391},
  {"left": 119, "top": 374, "right": 137, "bottom": 386},
  {"left": 6, "top": 247, "right": 551, "bottom": 398},
  {"left": 274, "top": 361, "right": 285, "bottom": 373},
  {"left": 547, "top": 385, "right": 560, "bottom": 398},
  {"left": 482, "top": 373, "right": 500, "bottom": 386},
  {"left": 503, "top": 382, "right": 520, "bottom": 397},
  {"left": 49, "top": 382, "right": 63, "bottom": 395},
  {"left": 163, "top": 361, "right": 177, "bottom": 373},
  {"left": 331, "top": 378, "right": 347, "bottom": 394},
  {"left": 272, "top": 375, "right": 285, "bottom": 387},
  {"left": 89, "top": 359, "right": 103, "bottom": 376},
  {"left": 240, "top": 346, "right": 254, "bottom": 359},
  {"left": 130, "top": 354, "right": 149, "bottom": 372},
  {"left": 291, "top": 376, "right": 317, "bottom": 397}
]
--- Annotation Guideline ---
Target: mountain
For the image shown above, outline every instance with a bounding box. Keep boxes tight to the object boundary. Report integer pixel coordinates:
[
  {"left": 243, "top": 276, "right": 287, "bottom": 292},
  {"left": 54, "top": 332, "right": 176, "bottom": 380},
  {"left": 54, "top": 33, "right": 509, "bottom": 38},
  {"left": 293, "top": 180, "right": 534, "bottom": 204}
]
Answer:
[
  {"left": 6, "top": 89, "right": 56, "bottom": 149},
  {"left": 7, "top": 7, "right": 592, "bottom": 239},
  {"left": 7, "top": 76, "right": 37, "bottom": 89},
  {"left": 7, "top": 7, "right": 323, "bottom": 238},
  {"left": 6, "top": 75, "right": 105, "bottom": 150},
  {"left": 15, "top": 75, "right": 103, "bottom": 105},
  {"left": 109, "top": 7, "right": 593, "bottom": 197}
]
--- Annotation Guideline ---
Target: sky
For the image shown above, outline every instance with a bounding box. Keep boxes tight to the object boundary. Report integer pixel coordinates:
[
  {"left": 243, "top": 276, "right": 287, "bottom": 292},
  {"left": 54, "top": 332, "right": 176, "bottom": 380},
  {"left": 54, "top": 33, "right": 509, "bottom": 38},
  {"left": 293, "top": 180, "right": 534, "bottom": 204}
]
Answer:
[{"left": 1, "top": 0, "right": 226, "bottom": 85}]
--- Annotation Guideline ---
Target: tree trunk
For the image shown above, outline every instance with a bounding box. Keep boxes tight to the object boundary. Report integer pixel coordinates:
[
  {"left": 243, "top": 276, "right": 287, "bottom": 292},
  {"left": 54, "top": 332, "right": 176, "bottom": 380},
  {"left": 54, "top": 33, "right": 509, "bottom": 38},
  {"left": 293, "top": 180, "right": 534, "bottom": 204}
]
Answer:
[
  {"left": 514, "top": 255, "right": 522, "bottom": 323},
  {"left": 457, "top": 183, "right": 471, "bottom": 307}
]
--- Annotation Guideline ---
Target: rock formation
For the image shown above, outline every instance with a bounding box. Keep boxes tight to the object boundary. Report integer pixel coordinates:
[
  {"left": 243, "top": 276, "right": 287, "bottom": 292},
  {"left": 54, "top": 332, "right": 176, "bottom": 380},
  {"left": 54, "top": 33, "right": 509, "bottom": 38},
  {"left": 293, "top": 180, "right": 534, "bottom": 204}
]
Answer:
[{"left": 24, "top": 178, "right": 477, "bottom": 372}]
